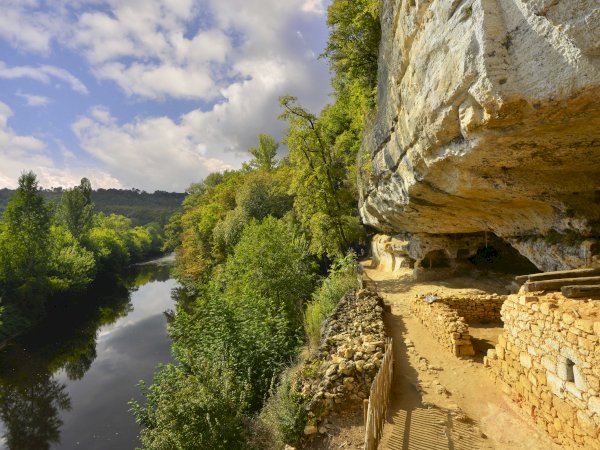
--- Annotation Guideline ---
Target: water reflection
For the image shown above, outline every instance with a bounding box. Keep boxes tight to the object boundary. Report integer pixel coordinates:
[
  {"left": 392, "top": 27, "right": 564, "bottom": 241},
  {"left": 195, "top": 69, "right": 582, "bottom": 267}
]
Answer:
[{"left": 0, "top": 258, "right": 176, "bottom": 450}]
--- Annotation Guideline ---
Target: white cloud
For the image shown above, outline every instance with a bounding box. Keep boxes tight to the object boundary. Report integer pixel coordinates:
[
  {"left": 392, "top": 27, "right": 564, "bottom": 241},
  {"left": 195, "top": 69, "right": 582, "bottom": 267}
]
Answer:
[
  {"left": 0, "top": 1, "right": 56, "bottom": 53},
  {"left": 73, "top": 106, "right": 233, "bottom": 191},
  {"left": 0, "top": 61, "right": 88, "bottom": 94},
  {"left": 0, "top": 101, "right": 120, "bottom": 189},
  {"left": 302, "top": 0, "right": 327, "bottom": 14},
  {"left": 0, "top": 0, "right": 332, "bottom": 190},
  {"left": 16, "top": 90, "right": 51, "bottom": 106}
]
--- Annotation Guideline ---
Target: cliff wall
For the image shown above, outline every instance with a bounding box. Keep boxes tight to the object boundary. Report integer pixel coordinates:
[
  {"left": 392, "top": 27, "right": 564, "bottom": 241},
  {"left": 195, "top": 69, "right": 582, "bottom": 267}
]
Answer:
[{"left": 359, "top": 0, "right": 600, "bottom": 270}]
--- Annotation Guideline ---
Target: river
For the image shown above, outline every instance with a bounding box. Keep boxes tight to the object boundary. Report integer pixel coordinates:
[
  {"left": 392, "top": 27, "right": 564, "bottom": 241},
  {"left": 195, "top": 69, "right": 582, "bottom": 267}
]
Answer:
[{"left": 0, "top": 255, "right": 178, "bottom": 450}]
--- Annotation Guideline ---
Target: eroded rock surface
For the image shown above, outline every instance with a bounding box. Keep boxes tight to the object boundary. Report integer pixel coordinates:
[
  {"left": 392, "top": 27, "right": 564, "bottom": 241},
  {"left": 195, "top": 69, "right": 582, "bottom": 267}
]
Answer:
[{"left": 360, "top": 0, "right": 600, "bottom": 269}]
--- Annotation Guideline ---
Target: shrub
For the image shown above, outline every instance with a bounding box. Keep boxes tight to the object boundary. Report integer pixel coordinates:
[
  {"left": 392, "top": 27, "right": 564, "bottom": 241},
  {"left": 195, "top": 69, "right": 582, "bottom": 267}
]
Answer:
[{"left": 304, "top": 252, "right": 358, "bottom": 349}]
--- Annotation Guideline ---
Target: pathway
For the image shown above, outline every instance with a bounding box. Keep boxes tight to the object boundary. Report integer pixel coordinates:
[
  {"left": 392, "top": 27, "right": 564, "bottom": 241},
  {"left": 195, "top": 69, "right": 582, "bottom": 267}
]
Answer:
[{"left": 362, "top": 264, "right": 558, "bottom": 450}]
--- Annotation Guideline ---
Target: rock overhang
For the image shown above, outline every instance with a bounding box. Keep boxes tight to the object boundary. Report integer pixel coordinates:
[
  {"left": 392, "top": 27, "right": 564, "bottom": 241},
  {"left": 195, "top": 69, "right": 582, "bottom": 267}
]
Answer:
[{"left": 359, "top": 0, "right": 600, "bottom": 270}]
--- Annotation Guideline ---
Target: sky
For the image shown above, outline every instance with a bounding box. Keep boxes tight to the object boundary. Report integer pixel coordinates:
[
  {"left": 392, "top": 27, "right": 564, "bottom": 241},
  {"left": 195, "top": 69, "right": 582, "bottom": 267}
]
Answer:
[{"left": 0, "top": 0, "right": 332, "bottom": 192}]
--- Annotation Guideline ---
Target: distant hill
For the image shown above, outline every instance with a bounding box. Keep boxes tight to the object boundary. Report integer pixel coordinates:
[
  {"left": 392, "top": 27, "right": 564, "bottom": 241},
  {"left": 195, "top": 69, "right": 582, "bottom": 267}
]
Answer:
[{"left": 0, "top": 188, "right": 186, "bottom": 226}]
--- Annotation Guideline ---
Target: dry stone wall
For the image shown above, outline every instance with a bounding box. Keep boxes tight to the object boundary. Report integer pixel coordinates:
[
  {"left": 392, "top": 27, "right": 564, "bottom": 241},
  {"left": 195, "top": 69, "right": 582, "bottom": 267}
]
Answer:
[
  {"left": 297, "top": 289, "right": 387, "bottom": 435},
  {"left": 441, "top": 294, "right": 505, "bottom": 323},
  {"left": 410, "top": 297, "right": 474, "bottom": 358},
  {"left": 486, "top": 294, "right": 600, "bottom": 449},
  {"left": 410, "top": 294, "right": 506, "bottom": 357}
]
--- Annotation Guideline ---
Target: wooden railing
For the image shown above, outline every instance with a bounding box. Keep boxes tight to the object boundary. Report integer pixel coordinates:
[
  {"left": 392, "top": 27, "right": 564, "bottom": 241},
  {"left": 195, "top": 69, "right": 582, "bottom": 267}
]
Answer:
[{"left": 363, "top": 337, "right": 393, "bottom": 450}]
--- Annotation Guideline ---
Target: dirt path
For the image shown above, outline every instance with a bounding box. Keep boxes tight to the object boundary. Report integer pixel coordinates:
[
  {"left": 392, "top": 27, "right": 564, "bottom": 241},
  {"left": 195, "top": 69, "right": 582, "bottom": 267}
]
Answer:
[{"left": 362, "top": 264, "right": 558, "bottom": 450}]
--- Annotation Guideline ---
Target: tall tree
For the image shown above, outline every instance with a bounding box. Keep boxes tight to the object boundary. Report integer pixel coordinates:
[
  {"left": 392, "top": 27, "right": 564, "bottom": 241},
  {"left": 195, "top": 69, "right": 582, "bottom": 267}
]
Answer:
[
  {"left": 279, "top": 96, "right": 363, "bottom": 257},
  {"left": 56, "top": 178, "right": 94, "bottom": 240},
  {"left": 248, "top": 134, "right": 279, "bottom": 171},
  {"left": 323, "top": 0, "right": 380, "bottom": 94},
  {"left": 0, "top": 172, "right": 51, "bottom": 304}
]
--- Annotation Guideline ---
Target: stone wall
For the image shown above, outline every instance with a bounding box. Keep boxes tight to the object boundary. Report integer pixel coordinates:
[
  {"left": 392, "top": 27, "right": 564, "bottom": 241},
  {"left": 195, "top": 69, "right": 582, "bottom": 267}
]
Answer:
[
  {"left": 486, "top": 294, "right": 600, "bottom": 448},
  {"left": 298, "top": 289, "right": 387, "bottom": 435},
  {"left": 410, "top": 297, "right": 474, "bottom": 358},
  {"left": 441, "top": 294, "right": 505, "bottom": 324}
]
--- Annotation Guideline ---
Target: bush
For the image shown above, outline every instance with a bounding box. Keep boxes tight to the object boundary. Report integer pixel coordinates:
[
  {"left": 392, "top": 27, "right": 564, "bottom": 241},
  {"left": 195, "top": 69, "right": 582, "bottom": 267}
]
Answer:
[
  {"left": 131, "top": 359, "right": 250, "bottom": 450},
  {"left": 252, "top": 367, "right": 308, "bottom": 449},
  {"left": 304, "top": 252, "right": 358, "bottom": 349}
]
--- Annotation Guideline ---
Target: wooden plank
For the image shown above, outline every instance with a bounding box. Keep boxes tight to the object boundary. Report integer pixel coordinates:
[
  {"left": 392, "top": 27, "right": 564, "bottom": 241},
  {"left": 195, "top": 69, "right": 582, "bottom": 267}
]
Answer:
[
  {"left": 561, "top": 285, "right": 600, "bottom": 298},
  {"left": 516, "top": 267, "right": 600, "bottom": 284},
  {"left": 525, "top": 276, "right": 600, "bottom": 292}
]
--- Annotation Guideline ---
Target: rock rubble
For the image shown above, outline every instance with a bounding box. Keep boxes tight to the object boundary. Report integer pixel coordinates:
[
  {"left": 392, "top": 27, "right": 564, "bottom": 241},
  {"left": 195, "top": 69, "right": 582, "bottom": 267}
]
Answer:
[{"left": 295, "top": 289, "right": 387, "bottom": 435}]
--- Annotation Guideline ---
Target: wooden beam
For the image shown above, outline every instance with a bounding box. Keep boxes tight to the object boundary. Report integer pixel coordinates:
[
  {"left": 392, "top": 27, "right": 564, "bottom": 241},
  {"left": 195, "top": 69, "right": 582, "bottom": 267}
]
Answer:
[
  {"left": 516, "top": 267, "right": 600, "bottom": 284},
  {"left": 525, "top": 276, "right": 600, "bottom": 292},
  {"left": 561, "top": 285, "right": 600, "bottom": 298}
]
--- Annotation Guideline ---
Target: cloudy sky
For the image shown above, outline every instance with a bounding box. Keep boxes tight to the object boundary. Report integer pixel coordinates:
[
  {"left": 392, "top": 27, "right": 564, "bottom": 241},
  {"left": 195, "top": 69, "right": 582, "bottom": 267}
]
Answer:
[{"left": 0, "top": 0, "right": 332, "bottom": 191}]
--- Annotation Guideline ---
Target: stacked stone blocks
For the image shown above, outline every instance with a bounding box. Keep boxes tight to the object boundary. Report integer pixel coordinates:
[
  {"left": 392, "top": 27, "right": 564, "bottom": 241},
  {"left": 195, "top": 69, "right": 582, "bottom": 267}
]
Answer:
[
  {"left": 486, "top": 294, "right": 600, "bottom": 449},
  {"left": 410, "top": 294, "right": 505, "bottom": 358}
]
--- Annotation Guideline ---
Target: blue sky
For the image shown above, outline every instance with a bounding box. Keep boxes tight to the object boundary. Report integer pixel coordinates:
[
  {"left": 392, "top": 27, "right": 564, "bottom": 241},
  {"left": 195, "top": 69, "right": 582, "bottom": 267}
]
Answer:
[{"left": 0, "top": 0, "right": 332, "bottom": 191}]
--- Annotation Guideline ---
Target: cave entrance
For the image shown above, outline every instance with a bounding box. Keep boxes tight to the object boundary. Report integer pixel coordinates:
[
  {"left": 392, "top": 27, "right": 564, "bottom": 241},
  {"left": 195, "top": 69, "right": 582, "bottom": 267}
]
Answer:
[
  {"left": 469, "top": 237, "right": 538, "bottom": 274},
  {"left": 422, "top": 250, "right": 451, "bottom": 269}
]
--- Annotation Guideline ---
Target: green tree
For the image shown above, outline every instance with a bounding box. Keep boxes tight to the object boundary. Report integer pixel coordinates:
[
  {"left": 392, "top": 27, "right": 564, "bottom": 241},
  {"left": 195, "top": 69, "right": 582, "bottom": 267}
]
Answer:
[
  {"left": 248, "top": 134, "right": 279, "bottom": 171},
  {"left": 0, "top": 172, "right": 52, "bottom": 308},
  {"left": 56, "top": 178, "right": 94, "bottom": 240},
  {"left": 48, "top": 226, "right": 96, "bottom": 292},
  {"left": 279, "top": 96, "right": 363, "bottom": 257},
  {"left": 323, "top": 0, "right": 380, "bottom": 94}
]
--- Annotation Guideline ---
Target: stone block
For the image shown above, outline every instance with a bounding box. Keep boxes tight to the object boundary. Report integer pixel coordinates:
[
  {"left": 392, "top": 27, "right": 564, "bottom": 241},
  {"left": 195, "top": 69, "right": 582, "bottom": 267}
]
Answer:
[
  {"left": 520, "top": 352, "right": 532, "bottom": 369},
  {"left": 589, "top": 396, "right": 600, "bottom": 416},
  {"left": 547, "top": 372, "right": 566, "bottom": 398},
  {"left": 575, "top": 319, "right": 594, "bottom": 334},
  {"left": 576, "top": 410, "right": 600, "bottom": 438},
  {"left": 541, "top": 355, "right": 556, "bottom": 373},
  {"left": 566, "top": 382, "right": 584, "bottom": 400}
]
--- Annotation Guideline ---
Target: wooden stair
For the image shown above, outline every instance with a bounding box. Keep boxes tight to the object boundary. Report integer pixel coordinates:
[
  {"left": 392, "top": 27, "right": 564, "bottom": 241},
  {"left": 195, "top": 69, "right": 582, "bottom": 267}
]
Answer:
[{"left": 516, "top": 268, "right": 600, "bottom": 298}]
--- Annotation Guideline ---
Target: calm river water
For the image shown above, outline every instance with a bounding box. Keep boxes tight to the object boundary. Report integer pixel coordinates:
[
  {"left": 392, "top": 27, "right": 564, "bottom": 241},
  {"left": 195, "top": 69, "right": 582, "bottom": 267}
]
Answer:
[{"left": 0, "top": 255, "right": 178, "bottom": 450}]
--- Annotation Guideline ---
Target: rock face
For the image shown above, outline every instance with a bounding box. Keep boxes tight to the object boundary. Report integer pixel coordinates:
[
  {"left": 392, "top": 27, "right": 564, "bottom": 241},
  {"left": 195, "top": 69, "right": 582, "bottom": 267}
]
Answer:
[{"left": 359, "top": 0, "right": 600, "bottom": 270}]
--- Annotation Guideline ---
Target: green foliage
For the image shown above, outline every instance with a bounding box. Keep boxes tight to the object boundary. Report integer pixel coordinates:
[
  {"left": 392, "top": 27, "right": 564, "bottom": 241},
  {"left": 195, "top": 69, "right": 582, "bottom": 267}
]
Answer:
[
  {"left": 279, "top": 96, "right": 365, "bottom": 257},
  {"left": 223, "top": 217, "right": 316, "bottom": 330},
  {"left": 56, "top": 178, "right": 94, "bottom": 240},
  {"left": 0, "top": 172, "right": 52, "bottom": 311},
  {"left": 253, "top": 367, "right": 308, "bottom": 449},
  {"left": 247, "top": 133, "right": 280, "bottom": 171},
  {"left": 0, "top": 187, "right": 185, "bottom": 227},
  {"left": 134, "top": 218, "right": 317, "bottom": 447},
  {"left": 131, "top": 360, "right": 249, "bottom": 450},
  {"left": 48, "top": 226, "right": 96, "bottom": 292},
  {"left": 83, "top": 227, "right": 130, "bottom": 272},
  {"left": 304, "top": 252, "right": 358, "bottom": 349},
  {"left": 323, "top": 0, "right": 380, "bottom": 97},
  {"left": 161, "top": 212, "right": 182, "bottom": 252}
]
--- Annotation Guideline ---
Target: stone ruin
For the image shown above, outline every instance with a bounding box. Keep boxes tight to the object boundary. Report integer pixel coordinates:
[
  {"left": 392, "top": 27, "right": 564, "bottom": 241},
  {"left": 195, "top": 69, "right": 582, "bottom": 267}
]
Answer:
[
  {"left": 410, "top": 294, "right": 506, "bottom": 358},
  {"left": 486, "top": 293, "right": 600, "bottom": 449},
  {"left": 297, "top": 289, "right": 387, "bottom": 436}
]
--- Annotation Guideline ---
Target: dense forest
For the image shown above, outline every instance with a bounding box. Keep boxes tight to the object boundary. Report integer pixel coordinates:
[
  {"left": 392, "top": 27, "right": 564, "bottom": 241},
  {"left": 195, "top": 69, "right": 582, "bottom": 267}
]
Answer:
[
  {"left": 0, "top": 174, "right": 168, "bottom": 343},
  {"left": 0, "top": 188, "right": 185, "bottom": 226},
  {"left": 130, "top": 1, "right": 381, "bottom": 448}
]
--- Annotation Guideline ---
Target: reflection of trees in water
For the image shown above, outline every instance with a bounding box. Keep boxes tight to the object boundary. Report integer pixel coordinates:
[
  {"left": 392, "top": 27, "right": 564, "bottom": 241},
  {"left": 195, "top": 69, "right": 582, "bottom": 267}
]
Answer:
[
  {"left": 0, "top": 261, "right": 173, "bottom": 449},
  {"left": 128, "top": 263, "right": 172, "bottom": 288},
  {"left": 0, "top": 374, "right": 70, "bottom": 450}
]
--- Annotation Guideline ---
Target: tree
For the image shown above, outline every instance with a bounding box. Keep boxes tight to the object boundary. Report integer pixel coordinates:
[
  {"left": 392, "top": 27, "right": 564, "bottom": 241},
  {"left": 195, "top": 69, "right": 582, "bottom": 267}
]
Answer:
[
  {"left": 56, "top": 178, "right": 94, "bottom": 240},
  {"left": 279, "top": 96, "right": 363, "bottom": 257},
  {"left": 0, "top": 172, "right": 51, "bottom": 307},
  {"left": 322, "top": 0, "right": 380, "bottom": 94},
  {"left": 248, "top": 134, "right": 279, "bottom": 171}
]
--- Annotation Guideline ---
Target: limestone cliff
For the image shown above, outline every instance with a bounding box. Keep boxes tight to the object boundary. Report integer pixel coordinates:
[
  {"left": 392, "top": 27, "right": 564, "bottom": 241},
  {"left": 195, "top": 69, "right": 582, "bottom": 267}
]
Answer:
[{"left": 359, "top": 0, "right": 600, "bottom": 271}]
